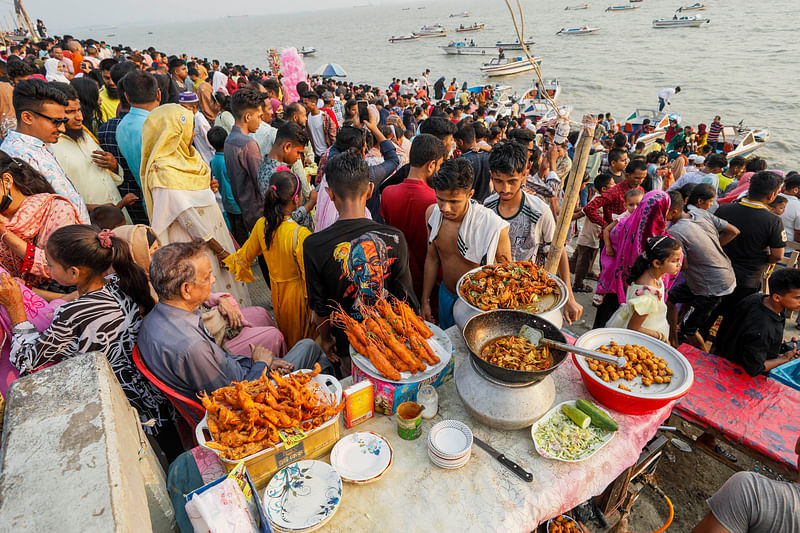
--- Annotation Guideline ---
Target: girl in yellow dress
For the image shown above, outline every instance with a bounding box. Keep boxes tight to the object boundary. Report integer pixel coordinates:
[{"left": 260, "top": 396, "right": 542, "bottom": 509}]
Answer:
[{"left": 224, "top": 169, "right": 315, "bottom": 348}]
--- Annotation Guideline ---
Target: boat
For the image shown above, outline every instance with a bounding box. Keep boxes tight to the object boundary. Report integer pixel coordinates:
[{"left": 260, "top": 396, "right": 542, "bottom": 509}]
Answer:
[
  {"left": 449, "top": 10, "right": 470, "bottom": 17},
  {"left": 413, "top": 24, "right": 448, "bottom": 37},
  {"left": 630, "top": 0, "right": 643, "bottom": 2},
  {"left": 722, "top": 123, "right": 771, "bottom": 158},
  {"left": 440, "top": 41, "right": 496, "bottom": 55},
  {"left": 677, "top": 2, "right": 705, "bottom": 11},
  {"left": 564, "top": 3, "right": 590, "bottom": 9},
  {"left": 388, "top": 34, "right": 420, "bottom": 43},
  {"left": 480, "top": 56, "right": 543, "bottom": 77},
  {"left": 455, "top": 22, "right": 487, "bottom": 33},
  {"left": 495, "top": 38, "right": 536, "bottom": 49},
  {"left": 623, "top": 108, "right": 671, "bottom": 147},
  {"left": 556, "top": 26, "right": 600, "bottom": 35},
  {"left": 299, "top": 46, "right": 316, "bottom": 56},
  {"left": 652, "top": 16, "right": 710, "bottom": 28},
  {"left": 521, "top": 80, "right": 562, "bottom": 102},
  {"left": 606, "top": 5, "right": 639, "bottom": 10}
]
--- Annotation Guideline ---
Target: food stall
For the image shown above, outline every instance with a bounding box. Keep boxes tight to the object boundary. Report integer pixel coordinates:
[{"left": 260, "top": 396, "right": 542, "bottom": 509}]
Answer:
[{"left": 177, "top": 263, "right": 693, "bottom": 532}]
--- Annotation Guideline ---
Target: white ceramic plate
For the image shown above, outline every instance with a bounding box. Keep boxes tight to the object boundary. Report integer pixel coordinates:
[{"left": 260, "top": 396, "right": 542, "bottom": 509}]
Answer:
[
  {"left": 427, "top": 447, "right": 471, "bottom": 469},
  {"left": 263, "top": 460, "right": 342, "bottom": 532},
  {"left": 531, "top": 401, "right": 616, "bottom": 463},
  {"left": 330, "top": 431, "right": 393, "bottom": 484},
  {"left": 350, "top": 322, "right": 453, "bottom": 384},
  {"left": 428, "top": 420, "right": 473, "bottom": 459}
]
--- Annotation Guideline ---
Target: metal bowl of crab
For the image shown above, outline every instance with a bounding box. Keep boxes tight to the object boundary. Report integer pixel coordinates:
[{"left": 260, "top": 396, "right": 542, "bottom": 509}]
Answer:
[{"left": 454, "top": 262, "right": 568, "bottom": 330}]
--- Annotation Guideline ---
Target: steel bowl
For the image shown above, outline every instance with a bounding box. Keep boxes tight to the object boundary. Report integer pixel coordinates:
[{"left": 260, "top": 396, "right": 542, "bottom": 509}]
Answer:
[
  {"left": 462, "top": 310, "right": 569, "bottom": 384},
  {"left": 455, "top": 264, "right": 569, "bottom": 331}
]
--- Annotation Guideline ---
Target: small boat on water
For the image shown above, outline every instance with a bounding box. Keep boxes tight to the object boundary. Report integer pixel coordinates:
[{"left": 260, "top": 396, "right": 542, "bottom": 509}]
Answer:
[
  {"left": 299, "top": 47, "right": 316, "bottom": 56},
  {"left": 455, "top": 22, "right": 487, "bottom": 33},
  {"left": 564, "top": 3, "right": 590, "bottom": 9},
  {"left": 556, "top": 26, "right": 600, "bottom": 35},
  {"left": 449, "top": 10, "right": 470, "bottom": 17},
  {"left": 652, "top": 15, "right": 710, "bottom": 28},
  {"left": 521, "top": 80, "right": 561, "bottom": 102},
  {"left": 414, "top": 24, "right": 448, "bottom": 37},
  {"left": 722, "top": 124, "right": 771, "bottom": 158},
  {"left": 629, "top": 0, "right": 643, "bottom": 2},
  {"left": 480, "top": 56, "right": 543, "bottom": 77},
  {"left": 495, "top": 38, "right": 536, "bottom": 49},
  {"left": 606, "top": 5, "right": 639, "bottom": 10},
  {"left": 389, "top": 34, "right": 420, "bottom": 43},
  {"left": 623, "top": 108, "right": 671, "bottom": 146},
  {"left": 440, "top": 41, "right": 496, "bottom": 55},
  {"left": 677, "top": 2, "right": 705, "bottom": 11}
]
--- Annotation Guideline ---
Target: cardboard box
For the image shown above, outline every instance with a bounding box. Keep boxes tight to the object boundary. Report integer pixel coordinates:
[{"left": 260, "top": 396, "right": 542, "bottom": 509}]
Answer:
[
  {"left": 351, "top": 356, "right": 455, "bottom": 416},
  {"left": 343, "top": 380, "right": 374, "bottom": 428}
]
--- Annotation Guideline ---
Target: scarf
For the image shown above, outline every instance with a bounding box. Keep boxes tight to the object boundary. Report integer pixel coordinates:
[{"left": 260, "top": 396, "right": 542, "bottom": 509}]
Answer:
[
  {"left": 212, "top": 71, "right": 229, "bottom": 95},
  {"left": 0, "top": 193, "right": 79, "bottom": 279},
  {"left": 44, "top": 58, "right": 68, "bottom": 82},
  {"left": 140, "top": 104, "right": 211, "bottom": 219},
  {"left": 113, "top": 224, "right": 161, "bottom": 302},
  {"left": 428, "top": 200, "right": 509, "bottom": 265},
  {"left": 598, "top": 190, "right": 671, "bottom": 301},
  {"left": 670, "top": 156, "right": 686, "bottom": 181}
]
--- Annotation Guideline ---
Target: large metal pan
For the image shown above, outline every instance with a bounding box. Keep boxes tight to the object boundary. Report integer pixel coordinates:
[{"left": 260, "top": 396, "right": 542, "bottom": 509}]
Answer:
[{"left": 463, "top": 310, "right": 569, "bottom": 384}]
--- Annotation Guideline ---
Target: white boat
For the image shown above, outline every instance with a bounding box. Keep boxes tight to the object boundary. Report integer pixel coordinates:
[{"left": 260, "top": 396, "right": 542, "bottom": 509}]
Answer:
[
  {"left": 495, "top": 38, "right": 536, "bottom": 49},
  {"left": 455, "top": 22, "right": 487, "bottom": 33},
  {"left": 449, "top": 10, "right": 470, "bottom": 17},
  {"left": 677, "top": 2, "right": 706, "bottom": 11},
  {"left": 722, "top": 124, "right": 770, "bottom": 158},
  {"left": 388, "top": 34, "right": 420, "bottom": 42},
  {"left": 623, "top": 108, "right": 671, "bottom": 147},
  {"left": 521, "top": 102, "right": 573, "bottom": 122},
  {"left": 564, "top": 3, "right": 590, "bottom": 9},
  {"left": 480, "top": 56, "right": 543, "bottom": 77},
  {"left": 556, "top": 26, "right": 600, "bottom": 35},
  {"left": 414, "top": 24, "right": 448, "bottom": 37},
  {"left": 652, "top": 16, "right": 710, "bottom": 28},
  {"left": 521, "top": 80, "right": 562, "bottom": 103},
  {"left": 299, "top": 46, "right": 316, "bottom": 56},
  {"left": 440, "top": 42, "right": 496, "bottom": 55},
  {"left": 606, "top": 4, "right": 639, "bottom": 10}
]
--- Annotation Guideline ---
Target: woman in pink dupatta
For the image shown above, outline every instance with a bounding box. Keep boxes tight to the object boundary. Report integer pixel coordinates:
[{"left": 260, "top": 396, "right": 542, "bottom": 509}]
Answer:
[
  {"left": 0, "top": 266, "right": 66, "bottom": 395},
  {"left": 593, "top": 190, "right": 673, "bottom": 328}
]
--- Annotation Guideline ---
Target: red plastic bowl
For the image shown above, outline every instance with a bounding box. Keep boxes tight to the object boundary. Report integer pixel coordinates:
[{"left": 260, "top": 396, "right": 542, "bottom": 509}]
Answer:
[{"left": 572, "top": 328, "right": 694, "bottom": 415}]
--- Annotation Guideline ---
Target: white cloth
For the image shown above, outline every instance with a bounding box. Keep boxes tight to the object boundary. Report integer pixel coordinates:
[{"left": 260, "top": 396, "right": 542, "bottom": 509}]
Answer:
[
  {"left": 657, "top": 87, "right": 676, "bottom": 102},
  {"left": 44, "top": 58, "right": 69, "bottom": 82},
  {"left": 307, "top": 112, "right": 326, "bottom": 156},
  {"left": 250, "top": 121, "right": 277, "bottom": 158},
  {"left": 428, "top": 200, "right": 509, "bottom": 265},
  {"left": 193, "top": 111, "right": 215, "bottom": 164},
  {"left": 211, "top": 71, "right": 229, "bottom": 95},
  {"left": 780, "top": 194, "right": 800, "bottom": 241}
]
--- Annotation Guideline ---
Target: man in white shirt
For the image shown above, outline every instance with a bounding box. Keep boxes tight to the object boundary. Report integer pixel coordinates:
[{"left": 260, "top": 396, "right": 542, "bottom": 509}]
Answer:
[
  {"left": 670, "top": 153, "right": 728, "bottom": 206},
  {"left": 780, "top": 173, "right": 800, "bottom": 243},
  {"left": 657, "top": 86, "right": 681, "bottom": 112},
  {"left": 302, "top": 91, "right": 334, "bottom": 161},
  {"left": 420, "top": 69, "right": 430, "bottom": 98}
]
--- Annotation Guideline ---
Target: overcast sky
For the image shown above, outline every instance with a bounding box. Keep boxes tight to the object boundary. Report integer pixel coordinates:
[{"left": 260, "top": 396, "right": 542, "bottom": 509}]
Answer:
[{"left": 19, "top": 0, "right": 386, "bottom": 31}]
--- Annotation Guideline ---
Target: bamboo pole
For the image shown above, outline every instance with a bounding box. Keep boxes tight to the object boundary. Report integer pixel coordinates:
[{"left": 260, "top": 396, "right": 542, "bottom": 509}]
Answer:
[{"left": 544, "top": 114, "right": 598, "bottom": 274}]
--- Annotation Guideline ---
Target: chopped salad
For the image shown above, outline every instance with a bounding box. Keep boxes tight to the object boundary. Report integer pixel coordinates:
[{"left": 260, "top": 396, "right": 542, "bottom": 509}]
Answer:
[{"left": 533, "top": 411, "right": 614, "bottom": 461}]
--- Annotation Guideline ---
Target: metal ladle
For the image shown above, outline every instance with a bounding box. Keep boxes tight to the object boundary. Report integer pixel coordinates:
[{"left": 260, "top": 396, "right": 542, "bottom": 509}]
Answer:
[{"left": 520, "top": 325, "right": 627, "bottom": 368}]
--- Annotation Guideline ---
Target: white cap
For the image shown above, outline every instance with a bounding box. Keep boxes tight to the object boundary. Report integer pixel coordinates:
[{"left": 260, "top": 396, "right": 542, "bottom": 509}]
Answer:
[{"left": 694, "top": 155, "right": 705, "bottom": 165}]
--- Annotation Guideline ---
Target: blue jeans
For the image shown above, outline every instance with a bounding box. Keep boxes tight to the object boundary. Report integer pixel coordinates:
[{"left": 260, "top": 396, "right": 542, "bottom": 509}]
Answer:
[
  {"left": 658, "top": 97, "right": 666, "bottom": 112},
  {"left": 438, "top": 283, "right": 458, "bottom": 330}
]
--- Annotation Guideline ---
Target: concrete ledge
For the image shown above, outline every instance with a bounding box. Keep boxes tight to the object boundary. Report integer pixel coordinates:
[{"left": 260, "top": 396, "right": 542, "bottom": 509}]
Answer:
[{"left": 0, "top": 352, "right": 175, "bottom": 532}]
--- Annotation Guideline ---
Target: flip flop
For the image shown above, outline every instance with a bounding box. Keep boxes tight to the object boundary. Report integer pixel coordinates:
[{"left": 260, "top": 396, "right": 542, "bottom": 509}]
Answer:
[
  {"left": 572, "top": 284, "right": 592, "bottom": 293},
  {"left": 714, "top": 444, "right": 738, "bottom": 463},
  {"left": 586, "top": 273, "right": 599, "bottom": 281}
]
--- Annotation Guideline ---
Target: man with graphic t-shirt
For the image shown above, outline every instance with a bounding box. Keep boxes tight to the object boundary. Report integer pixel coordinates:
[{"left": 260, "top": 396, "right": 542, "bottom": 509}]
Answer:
[{"left": 304, "top": 150, "right": 417, "bottom": 371}]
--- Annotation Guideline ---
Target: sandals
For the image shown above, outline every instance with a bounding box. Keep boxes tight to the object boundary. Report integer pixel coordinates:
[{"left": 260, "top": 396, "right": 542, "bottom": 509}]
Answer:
[
  {"left": 714, "top": 444, "right": 738, "bottom": 463},
  {"left": 586, "top": 272, "right": 599, "bottom": 281},
  {"left": 572, "top": 284, "right": 593, "bottom": 293}
]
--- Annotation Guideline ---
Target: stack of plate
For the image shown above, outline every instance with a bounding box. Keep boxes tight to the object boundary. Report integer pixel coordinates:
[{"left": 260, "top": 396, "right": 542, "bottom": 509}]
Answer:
[
  {"left": 262, "top": 460, "right": 342, "bottom": 533},
  {"left": 427, "top": 420, "right": 473, "bottom": 469},
  {"left": 330, "top": 431, "right": 393, "bottom": 484}
]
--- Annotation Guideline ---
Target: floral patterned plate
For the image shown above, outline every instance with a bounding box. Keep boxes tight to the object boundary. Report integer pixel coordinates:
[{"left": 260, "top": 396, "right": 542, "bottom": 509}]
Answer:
[
  {"left": 263, "top": 460, "right": 342, "bottom": 532},
  {"left": 330, "top": 431, "right": 393, "bottom": 484}
]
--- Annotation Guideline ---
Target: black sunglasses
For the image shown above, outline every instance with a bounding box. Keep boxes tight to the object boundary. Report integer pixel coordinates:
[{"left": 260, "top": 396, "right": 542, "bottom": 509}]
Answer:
[{"left": 25, "top": 109, "right": 68, "bottom": 125}]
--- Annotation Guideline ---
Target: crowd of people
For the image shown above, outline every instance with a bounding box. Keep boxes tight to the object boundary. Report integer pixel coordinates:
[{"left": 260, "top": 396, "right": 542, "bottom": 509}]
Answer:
[{"left": 0, "top": 33, "right": 797, "bottom": 528}]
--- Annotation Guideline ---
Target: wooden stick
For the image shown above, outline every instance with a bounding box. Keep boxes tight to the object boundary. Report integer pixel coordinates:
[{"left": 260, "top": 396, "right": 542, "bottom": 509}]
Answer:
[{"left": 544, "top": 114, "right": 597, "bottom": 274}]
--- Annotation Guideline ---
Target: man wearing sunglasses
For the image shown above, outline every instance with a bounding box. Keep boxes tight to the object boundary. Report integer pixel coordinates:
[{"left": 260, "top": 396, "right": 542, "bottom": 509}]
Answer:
[{"left": 0, "top": 79, "right": 89, "bottom": 222}]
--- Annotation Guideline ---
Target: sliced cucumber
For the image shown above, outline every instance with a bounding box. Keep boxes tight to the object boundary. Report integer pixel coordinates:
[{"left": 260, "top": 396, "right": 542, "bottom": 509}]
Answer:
[
  {"left": 576, "top": 398, "right": 619, "bottom": 431},
  {"left": 562, "top": 403, "right": 591, "bottom": 429}
]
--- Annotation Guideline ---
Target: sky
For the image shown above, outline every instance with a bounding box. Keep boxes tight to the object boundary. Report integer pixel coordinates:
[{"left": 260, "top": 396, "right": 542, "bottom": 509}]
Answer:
[{"left": 18, "top": 0, "right": 391, "bottom": 31}]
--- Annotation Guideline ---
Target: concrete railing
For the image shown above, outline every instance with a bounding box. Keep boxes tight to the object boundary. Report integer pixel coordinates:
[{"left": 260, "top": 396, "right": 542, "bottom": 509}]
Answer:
[{"left": 0, "top": 352, "right": 177, "bottom": 532}]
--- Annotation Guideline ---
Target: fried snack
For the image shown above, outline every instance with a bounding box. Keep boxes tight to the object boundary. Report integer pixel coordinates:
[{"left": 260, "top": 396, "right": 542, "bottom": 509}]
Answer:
[
  {"left": 332, "top": 298, "right": 439, "bottom": 380},
  {"left": 480, "top": 335, "right": 551, "bottom": 372},
  {"left": 199, "top": 363, "right": 345, "bottom": 460},
  {"left": 549, "top": 515, "right": 582, "bottom": 533},
  {"left": 586, "top": 342, "right": 673, "bottom": 387},
  {"left": 459, "top": 261, "right": 559, "bottom": 312}
]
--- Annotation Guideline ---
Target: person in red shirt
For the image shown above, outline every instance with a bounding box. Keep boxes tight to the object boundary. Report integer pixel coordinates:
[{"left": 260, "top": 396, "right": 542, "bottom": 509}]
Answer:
[
  {"left": 583, "top": 158, "right": 648, "bottom": 229},
  {"left": 380, "top": 134, "right": 446, "bottom": 301}
]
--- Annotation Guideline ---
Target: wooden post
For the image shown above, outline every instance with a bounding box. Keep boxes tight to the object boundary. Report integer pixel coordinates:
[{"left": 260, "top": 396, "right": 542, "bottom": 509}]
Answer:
[{"left": 544, "top": 114, "right": 597, "bottom": 274}]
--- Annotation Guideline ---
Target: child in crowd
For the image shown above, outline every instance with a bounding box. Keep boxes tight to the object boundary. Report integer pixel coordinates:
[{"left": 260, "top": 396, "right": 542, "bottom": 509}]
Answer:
[
  {"left": 422, "top": 158, "right": 511, "bottom": 328},
  {"left": 90, "top": 205, "right": 126, "bottom": 230},
  {"left": 769, "top": 195, "right": 788, "bottom": 216},
  {"left": 208, "top": 126, "right": 246, "bottom": 244},
  {"left": 603, "top": 188, "right": 644, "bottom": 257},
  {"left": 571, "top": 173, "right": 613, "bottom": 292},
  {"left": 606, "top": 235, "right": 683, "bottom": 342},
  {"left": 713, "top": 267, "right": 800, "bottom": 376}
]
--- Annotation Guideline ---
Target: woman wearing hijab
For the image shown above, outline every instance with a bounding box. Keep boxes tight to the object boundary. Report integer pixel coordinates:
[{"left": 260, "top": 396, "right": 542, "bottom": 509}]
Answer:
[
  {"left": 140, "top": 104, "right": 250, "bottom": 306},
  {"left": 44, "top": 58, "right": 69, "bottom": 83},
  {"left": 433, "top": 77, "right": 445, "bottom": 100},
  {"left": 593, "top": 190, "right": 677, "bottom": 327},
  {"left": 212, "top": 70, "right": 229, "bottom": 95}
]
